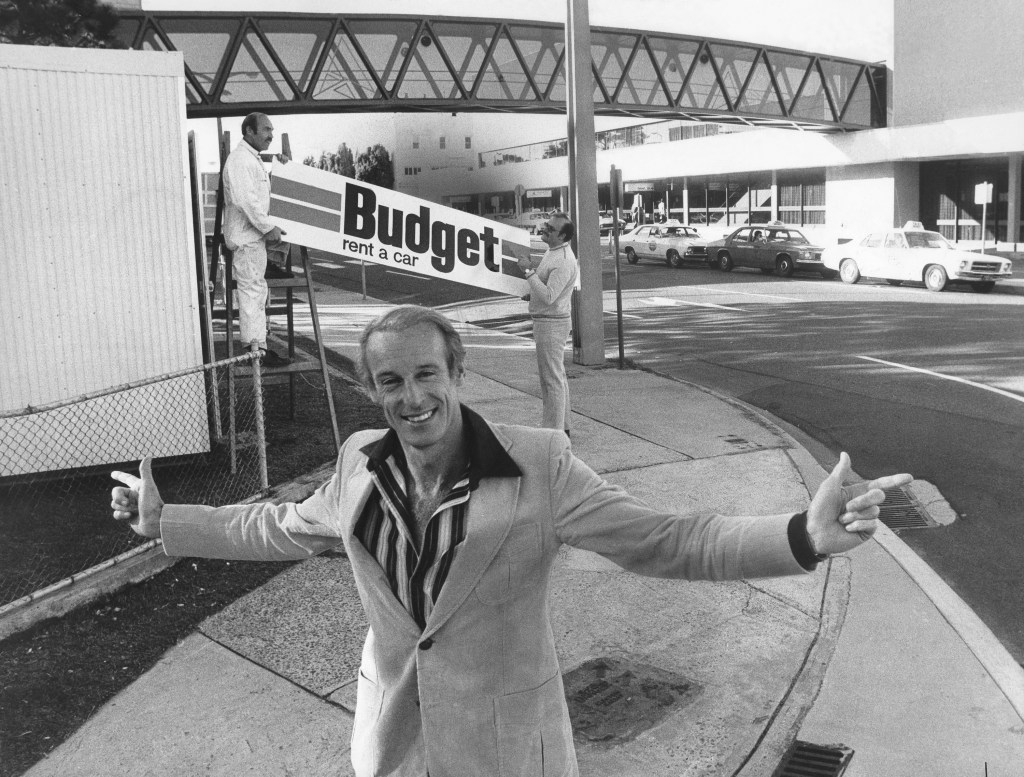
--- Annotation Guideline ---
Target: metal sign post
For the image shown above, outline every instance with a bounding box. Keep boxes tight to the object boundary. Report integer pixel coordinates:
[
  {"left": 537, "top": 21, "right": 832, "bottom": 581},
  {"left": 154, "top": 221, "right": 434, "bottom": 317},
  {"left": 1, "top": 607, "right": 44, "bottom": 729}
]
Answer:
[
  {"left": 611, "top": 166, "right": 625, "bottom": 369},
  {"left": 975, "top": 181, "right": 993, "bottom": 253}
]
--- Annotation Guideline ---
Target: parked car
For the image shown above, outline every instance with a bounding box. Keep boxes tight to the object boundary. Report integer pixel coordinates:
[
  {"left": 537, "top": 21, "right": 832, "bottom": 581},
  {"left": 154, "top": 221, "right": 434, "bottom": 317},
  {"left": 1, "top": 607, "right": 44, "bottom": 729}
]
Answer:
[
  {"left": 618, "top": 221, "right": 709, "bottom": 268},
  {"left": 821, "top": 222, "right": 1013, "bottom": 292},
  {"left": 599, "top": 210, "right": 626, "bottom": 236},
  {"left": 707, "top": 223, "right": 828, "bottom": 277}
]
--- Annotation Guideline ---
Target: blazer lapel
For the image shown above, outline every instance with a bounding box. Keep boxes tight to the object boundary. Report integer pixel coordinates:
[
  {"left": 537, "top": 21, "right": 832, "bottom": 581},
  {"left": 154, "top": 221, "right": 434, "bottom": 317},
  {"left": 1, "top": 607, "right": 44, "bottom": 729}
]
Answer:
[{"left": 422, "top": 475, "right": 520, "bottom": 637}]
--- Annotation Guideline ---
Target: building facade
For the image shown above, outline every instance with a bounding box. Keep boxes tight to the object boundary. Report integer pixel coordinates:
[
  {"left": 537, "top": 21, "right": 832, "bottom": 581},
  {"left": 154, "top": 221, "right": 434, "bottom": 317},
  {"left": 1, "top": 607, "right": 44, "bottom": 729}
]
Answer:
[{"left": 405, "top": 0, "right": 1023, "bottom": 249}]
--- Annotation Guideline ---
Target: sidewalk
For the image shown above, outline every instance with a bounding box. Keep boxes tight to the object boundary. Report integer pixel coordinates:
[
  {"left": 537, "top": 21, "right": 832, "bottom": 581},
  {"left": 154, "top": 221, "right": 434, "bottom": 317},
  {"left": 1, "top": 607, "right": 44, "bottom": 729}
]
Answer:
[{"left": 24, "top": 287, "right": 1024, "bottom": 776}]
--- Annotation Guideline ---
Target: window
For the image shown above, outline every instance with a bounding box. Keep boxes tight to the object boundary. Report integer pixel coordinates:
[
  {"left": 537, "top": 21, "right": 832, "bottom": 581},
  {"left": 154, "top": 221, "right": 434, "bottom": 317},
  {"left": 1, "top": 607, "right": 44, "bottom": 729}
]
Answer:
[
  {"left": 465, "top": 136, "right": 472, "bottom": 149},
  {"left": 440, "top": 136, "right": 446, "bottom": 150}
]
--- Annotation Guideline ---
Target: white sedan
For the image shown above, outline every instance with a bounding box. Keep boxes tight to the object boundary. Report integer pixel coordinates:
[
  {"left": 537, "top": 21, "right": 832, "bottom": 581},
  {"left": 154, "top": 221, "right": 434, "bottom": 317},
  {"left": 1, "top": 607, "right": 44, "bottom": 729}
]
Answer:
[
  {"left": 618, "top": 221, "right": 710, "bottom": 268},
  {"left": 821, "top": 222, "right": 1013, "bottom": 292}
]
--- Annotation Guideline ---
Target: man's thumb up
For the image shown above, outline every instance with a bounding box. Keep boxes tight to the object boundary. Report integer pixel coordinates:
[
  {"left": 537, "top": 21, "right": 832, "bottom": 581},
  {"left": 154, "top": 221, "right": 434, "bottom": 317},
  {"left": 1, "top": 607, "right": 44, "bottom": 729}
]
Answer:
[{"left": 110, "top": 456, "right": 164, "bottom": 538}]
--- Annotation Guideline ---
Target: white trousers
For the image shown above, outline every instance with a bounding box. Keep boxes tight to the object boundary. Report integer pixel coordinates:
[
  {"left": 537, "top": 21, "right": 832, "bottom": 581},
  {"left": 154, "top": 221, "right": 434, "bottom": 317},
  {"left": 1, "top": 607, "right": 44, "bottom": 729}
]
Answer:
[
  {"left": 233, "top": 241, "right": 268, "bottom": 350},
  {"left": 532, "top": 316, "right": 572, "bottom": 431}
]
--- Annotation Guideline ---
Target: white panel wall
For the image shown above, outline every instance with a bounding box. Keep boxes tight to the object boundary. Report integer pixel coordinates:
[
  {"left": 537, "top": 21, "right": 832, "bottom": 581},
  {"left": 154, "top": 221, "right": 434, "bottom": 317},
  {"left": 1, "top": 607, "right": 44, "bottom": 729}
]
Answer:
[
  {"left": 0, "top": 44, "right": 208, "bottom": 473},
  {"left": 826, "top": 164, "right": 899, "bottom": 237}
]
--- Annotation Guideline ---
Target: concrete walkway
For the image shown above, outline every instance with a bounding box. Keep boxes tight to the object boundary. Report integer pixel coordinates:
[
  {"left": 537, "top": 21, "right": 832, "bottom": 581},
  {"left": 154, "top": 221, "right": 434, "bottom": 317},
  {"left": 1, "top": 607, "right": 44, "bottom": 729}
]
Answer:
[{"left": 24, "top": 286, "right": 1024, "bottom": 777}]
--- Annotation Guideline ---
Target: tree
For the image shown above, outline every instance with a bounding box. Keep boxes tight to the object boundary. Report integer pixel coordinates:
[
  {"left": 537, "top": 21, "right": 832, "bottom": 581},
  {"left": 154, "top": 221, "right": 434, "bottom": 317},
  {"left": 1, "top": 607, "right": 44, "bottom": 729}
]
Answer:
[
  {"left": 356, "top": 144, "right": 395, "bottom": 189},
  {"left": 303, "top": 143, "right": 356, "bottom": 178},
  {"left": 0, "top": 0, "right": 122, "bottom": 48}
]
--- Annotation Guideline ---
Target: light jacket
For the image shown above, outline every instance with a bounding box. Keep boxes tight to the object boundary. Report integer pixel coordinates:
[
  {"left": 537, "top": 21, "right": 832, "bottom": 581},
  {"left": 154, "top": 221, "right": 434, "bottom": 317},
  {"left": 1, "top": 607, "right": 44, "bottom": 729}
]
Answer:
[
  {"left": 222, "top": 140, "right": 274, "bottom": 250},
  {"left": 160, "top": 411, "right": 806, "bottom": 777}
]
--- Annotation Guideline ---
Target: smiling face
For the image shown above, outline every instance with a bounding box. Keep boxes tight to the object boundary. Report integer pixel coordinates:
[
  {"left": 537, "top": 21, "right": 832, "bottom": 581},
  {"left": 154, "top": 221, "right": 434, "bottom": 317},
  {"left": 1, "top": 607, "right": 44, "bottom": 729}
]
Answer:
[{"left": 365, "top": 322, "right": 465, "bottom": 453}]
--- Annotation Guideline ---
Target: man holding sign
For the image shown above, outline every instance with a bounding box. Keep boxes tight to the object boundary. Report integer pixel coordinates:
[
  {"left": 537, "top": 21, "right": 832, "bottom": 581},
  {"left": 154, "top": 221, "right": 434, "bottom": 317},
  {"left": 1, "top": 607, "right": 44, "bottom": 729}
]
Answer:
[
  {"left": 222, "top": 112, "right": 290, "bottom": 368},
  {"left": 518, "top": 212, "right": 579, "bottom": 436}
]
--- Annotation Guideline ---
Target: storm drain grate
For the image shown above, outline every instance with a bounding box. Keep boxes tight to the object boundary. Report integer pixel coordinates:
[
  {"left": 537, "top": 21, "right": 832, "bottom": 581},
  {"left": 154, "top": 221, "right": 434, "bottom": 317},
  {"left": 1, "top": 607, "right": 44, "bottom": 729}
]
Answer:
[
  {"left": 773, "top": 740, "right": 853, "bottom": 777},
  {"left": 877, "top": 486, "right": 938, "bottom": 531}
]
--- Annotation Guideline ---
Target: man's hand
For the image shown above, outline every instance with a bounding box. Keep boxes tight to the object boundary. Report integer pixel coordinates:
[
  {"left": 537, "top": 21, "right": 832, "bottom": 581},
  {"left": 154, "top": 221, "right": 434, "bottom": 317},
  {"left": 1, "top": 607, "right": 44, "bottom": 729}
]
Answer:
[
  {"left": 517, "top": 254, "right": 535, "bottom": 274},
  {"left": 265, "top": 226, "right": 286, "bottom": 244},
  {"left": 110, "top": 457, "right": 164, "bottom": 539},
  {"left": 275, "top": 153, "right": 291, "bottom": 164},
  {"left": 806, "top": 452, "right": 912, "bottom": 555}
]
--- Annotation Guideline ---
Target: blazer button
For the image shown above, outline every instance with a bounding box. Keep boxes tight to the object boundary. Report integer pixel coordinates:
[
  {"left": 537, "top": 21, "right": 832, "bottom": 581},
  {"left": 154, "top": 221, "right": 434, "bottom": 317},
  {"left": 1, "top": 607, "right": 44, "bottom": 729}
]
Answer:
[{"left": 419, "top": 638, "right": 434, "bottom": 650}]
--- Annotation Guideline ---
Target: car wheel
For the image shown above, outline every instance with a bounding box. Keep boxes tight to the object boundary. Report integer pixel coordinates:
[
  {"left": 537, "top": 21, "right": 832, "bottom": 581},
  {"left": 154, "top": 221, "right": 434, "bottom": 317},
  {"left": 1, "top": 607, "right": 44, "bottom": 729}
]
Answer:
[
  {"left": 886, "top": 279, "right": 904, "bottom": 286},
  {"left": 718, "top": 251, "right": 733, "bottom": 272},
  {"left": 625, "top": 247, "right": 639, "bottom": 265},
  {"left": 839, "top": 259, "right": 860, "bottom": 284},
  {"left": 775, "top": 255, "right": 795, "bottom": 277},
  {"left": 924, "top": 264, "right": 948, "bottom": 292},
  {"left": 760, "top": 268, "right": 774, "bottom": 275},
  {"left": 667, "top": 249, "right": 683, "bottom": 268},
  {"left": 973, "top": 281, "right": 996, "bottom": 293}
]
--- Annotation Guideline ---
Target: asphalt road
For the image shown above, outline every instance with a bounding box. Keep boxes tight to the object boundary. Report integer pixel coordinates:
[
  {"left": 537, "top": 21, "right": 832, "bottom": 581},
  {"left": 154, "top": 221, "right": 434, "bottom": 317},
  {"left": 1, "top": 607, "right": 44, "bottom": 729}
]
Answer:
[
  {"left": 605, "top": 250, "right": 1024, "bottom": 667},
  {"left": 303, "top": 244, "right": 1024, "bottom": 665}
]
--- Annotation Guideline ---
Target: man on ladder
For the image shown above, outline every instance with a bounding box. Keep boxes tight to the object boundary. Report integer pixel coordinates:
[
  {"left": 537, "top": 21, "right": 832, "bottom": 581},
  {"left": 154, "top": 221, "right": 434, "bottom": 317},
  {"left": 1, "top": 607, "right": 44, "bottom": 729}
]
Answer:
[{"left": 222, "top": 112, "right": 290, "bottom": 368}]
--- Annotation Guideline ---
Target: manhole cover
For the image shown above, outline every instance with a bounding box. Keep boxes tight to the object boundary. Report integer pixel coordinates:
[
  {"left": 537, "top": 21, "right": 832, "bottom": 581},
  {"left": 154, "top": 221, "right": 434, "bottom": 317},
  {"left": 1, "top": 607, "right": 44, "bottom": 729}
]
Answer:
[{"left": 563, "top": 656, "right": 700, "bottom": 745}]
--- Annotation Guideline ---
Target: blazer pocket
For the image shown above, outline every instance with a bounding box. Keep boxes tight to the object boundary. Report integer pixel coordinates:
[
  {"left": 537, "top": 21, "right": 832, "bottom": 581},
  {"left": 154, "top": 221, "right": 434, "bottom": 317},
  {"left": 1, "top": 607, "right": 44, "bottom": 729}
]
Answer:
[
  {"left": 475, "top": 523, "right": 541, "bottom": 605},
  {"left": 494, "top": 673, "right": 573, "bottom": 777},
  {"left": 351, "top": 670, "right": 386, "bottom": 772}
]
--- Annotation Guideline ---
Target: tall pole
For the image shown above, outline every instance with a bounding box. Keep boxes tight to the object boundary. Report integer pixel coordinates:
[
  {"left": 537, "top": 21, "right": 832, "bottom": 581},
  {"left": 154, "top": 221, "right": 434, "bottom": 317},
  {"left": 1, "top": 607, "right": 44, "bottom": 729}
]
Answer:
[{"left": 566, "top": 0, "right": 604, "bottom": 365}]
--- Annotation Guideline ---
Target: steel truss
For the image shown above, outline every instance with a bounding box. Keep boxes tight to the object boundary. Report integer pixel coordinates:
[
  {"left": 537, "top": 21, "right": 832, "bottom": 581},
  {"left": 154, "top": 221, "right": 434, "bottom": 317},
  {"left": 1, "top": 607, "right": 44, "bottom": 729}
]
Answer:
[{"left": 114, "top": 13, "right": 885, "bottom": 131}]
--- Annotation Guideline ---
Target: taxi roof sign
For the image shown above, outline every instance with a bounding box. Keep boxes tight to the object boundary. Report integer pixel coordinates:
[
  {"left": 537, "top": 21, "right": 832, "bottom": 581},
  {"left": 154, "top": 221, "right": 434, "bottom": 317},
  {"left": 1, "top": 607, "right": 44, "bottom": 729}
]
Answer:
[{"left": 902, "top": 220, "right": 924, "bottom": 230}]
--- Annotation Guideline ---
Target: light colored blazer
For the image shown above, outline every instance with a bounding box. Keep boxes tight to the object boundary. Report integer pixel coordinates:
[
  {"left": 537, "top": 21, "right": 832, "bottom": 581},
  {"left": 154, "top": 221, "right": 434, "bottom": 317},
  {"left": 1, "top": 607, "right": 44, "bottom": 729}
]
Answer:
[{"left": 161, "top": 419, "right": 807, "bottom": 777}]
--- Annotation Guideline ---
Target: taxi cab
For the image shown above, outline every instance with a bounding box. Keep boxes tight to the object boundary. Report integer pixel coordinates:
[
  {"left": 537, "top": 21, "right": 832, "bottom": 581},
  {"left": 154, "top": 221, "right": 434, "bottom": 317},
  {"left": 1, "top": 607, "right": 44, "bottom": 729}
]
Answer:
[
  {"left": 821, "top": 222, "right": 1013, "bottom": 292},
  {"left": 618, "top": 220, "right": 709, "bottom": 268}
]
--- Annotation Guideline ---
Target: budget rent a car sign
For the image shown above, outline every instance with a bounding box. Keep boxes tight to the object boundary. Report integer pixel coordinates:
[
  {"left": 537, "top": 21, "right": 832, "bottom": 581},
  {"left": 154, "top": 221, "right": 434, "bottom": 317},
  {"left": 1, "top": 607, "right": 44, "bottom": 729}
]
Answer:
[{"left": 269, "top": 160, "right": 532, "bottom": 297}]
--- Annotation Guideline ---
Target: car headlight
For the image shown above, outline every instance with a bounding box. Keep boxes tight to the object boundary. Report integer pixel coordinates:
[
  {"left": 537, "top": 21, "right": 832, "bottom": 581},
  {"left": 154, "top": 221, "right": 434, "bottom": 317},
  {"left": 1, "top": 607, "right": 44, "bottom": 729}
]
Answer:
[
  {"left": 1004, "top": 263, "right": 1012, "bottom": 272},
  {"left": 959, "top": 260, "right": 968, "bottom": 270}
]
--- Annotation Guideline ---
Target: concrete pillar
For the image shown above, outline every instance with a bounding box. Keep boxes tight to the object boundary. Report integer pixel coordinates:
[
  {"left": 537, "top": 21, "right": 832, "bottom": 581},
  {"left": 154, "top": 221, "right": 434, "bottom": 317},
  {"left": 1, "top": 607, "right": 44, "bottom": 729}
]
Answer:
[
  {"left": 682, "top": 178, "right": 689, "bottom": 223},
  {"left": 1008, "top": 153, "right": 1022, "bottom": 247},
  {"left": 565, "top": 0, "right": 603, "bottom": 366}
]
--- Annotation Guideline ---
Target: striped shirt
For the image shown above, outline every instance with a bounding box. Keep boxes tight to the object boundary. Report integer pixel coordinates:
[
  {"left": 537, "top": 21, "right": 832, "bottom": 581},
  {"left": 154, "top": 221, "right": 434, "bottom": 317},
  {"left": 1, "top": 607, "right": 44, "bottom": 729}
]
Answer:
[{"left": 354, "top": 406, "right": 522, "bottom": 630}]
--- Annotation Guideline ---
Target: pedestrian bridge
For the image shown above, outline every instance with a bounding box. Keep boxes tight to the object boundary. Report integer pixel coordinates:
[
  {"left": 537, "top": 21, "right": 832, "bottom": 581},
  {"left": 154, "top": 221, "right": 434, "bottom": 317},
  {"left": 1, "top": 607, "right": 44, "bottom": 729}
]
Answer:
[{"left": 113, "top": 12, "right": 885, "bottom": 132}]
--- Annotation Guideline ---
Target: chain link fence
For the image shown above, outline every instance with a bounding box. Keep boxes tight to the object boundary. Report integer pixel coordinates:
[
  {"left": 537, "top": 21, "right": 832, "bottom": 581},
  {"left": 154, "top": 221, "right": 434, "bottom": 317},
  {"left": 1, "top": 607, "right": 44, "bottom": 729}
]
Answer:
[{"left": 0, "top": 353, "right": 266, "bottom": 611}]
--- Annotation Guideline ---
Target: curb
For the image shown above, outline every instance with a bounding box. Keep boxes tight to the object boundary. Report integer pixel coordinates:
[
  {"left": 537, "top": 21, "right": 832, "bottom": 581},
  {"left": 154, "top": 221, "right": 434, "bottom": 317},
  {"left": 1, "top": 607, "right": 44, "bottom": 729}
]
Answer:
[
  {"left": 871, "top": 525, "right": 1024, "bottom": 721},
  {"left": 707, "top": 381, "right": 1024, "bottom": 724}
]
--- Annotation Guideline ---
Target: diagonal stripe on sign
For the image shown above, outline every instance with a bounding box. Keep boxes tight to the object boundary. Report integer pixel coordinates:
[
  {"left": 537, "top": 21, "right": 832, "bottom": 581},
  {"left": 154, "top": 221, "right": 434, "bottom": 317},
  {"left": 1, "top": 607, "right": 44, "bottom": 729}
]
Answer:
[
  {"left": 271, "top": 176, "right": 342, "bottom": 210},
  {"left": 270, "top": 197, "right": 341, "bottom": 232}
]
